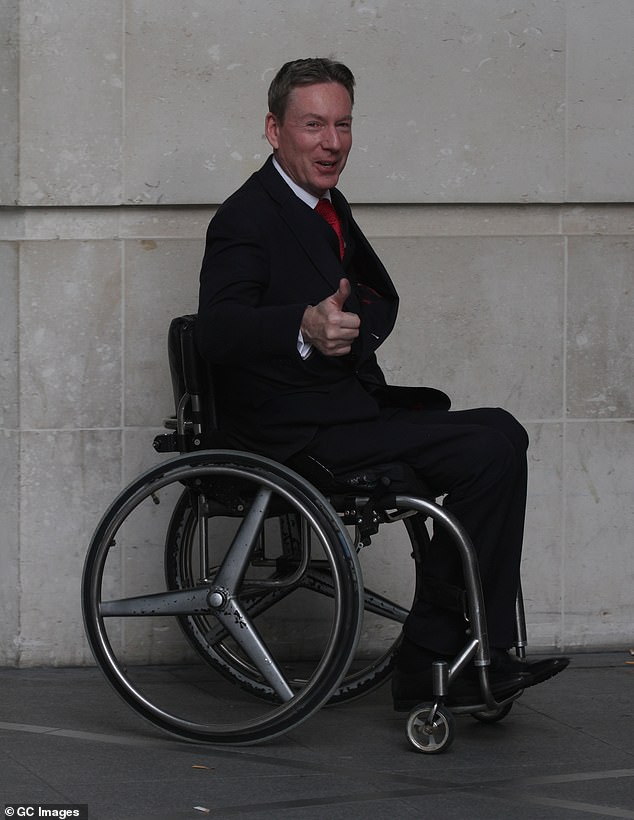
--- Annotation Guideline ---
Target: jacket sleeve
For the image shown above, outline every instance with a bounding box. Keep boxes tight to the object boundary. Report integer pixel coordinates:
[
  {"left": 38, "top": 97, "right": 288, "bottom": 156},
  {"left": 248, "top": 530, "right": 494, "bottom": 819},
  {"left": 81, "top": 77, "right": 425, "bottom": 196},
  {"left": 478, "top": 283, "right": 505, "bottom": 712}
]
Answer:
[{"left": 196, "top": 205, "right": 308, "bottom": 366}]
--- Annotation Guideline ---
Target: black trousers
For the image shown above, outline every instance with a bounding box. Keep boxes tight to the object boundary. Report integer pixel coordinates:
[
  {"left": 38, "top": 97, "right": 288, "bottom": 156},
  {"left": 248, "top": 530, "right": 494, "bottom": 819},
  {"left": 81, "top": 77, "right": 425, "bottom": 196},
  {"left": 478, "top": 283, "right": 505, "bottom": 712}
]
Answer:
[{"left": 301, "top": 406, "right": 529, "bottom": 654}]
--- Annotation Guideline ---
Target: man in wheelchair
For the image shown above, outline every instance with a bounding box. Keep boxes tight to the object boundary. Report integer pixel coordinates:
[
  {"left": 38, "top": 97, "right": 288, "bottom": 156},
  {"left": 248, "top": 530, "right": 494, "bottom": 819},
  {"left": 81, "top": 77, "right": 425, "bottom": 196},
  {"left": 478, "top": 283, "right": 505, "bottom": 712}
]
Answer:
[{"left": 195, "top": 57, "right": 568, "bottom": 711}]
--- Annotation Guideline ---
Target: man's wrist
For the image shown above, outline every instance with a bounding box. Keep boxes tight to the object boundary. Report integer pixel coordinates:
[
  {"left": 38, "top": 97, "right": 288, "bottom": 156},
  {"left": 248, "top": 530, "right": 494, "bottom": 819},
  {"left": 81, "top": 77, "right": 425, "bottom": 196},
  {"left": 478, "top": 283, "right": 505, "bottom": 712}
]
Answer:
[{"left": 298, "top": 306, "right": 315, "bottom": 358}]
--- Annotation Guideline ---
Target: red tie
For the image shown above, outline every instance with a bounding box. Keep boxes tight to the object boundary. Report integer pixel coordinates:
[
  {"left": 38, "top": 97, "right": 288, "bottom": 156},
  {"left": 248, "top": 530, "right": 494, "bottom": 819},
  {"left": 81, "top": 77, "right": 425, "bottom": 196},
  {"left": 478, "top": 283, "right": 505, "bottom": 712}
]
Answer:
[{"left": 315, "top": 198, "right": 345, "bottom": 259}]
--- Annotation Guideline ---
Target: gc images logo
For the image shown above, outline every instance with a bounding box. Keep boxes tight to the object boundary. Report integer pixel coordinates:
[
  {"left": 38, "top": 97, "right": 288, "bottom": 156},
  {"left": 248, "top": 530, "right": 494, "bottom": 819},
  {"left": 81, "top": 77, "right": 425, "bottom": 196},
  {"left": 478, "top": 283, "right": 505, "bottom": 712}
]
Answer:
[{"left": 5, "top": 808, "right": 87, "bottom": 819}]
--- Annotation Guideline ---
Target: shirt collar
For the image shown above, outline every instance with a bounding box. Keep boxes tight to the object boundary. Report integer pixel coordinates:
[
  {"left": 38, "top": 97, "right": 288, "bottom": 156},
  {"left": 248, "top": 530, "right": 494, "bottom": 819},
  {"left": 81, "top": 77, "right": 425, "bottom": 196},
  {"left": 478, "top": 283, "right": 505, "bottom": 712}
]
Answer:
[{"left": 272, "top": 156, "right": 331, "bottom": 209}]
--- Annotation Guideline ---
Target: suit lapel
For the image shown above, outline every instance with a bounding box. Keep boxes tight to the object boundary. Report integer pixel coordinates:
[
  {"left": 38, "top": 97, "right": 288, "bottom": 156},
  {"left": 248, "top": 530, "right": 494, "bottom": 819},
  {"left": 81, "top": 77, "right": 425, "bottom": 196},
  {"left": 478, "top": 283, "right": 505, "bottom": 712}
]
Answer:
[{"left": 256, "top": 158, "right": 344, "bottom": 292}]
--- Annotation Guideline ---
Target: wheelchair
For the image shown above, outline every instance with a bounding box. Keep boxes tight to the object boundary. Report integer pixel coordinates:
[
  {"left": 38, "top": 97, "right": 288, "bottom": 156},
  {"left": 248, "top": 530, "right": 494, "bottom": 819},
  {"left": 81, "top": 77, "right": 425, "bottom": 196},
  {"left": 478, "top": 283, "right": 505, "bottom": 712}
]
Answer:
[{"left": 82, "top": 315, "right": 528, "bottom": 753}]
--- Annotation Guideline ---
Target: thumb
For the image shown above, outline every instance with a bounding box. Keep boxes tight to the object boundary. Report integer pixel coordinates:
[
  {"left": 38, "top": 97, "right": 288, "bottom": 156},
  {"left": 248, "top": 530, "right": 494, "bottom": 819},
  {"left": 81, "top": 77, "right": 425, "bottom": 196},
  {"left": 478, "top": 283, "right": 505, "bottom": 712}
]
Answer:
[{"left": 331, "top": 278, "right": 351, "bottom": 310}]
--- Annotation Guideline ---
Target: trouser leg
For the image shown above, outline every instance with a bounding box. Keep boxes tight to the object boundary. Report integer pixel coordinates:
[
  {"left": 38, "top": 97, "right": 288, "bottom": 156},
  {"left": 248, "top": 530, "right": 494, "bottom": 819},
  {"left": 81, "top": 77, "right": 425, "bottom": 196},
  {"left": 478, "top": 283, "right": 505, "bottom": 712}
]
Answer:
[
  {"left": 301, "top": 406, "right": 529, "bottom": 654},
  {"left": 403, "top": 408, "right": 528, "bottom": 653}
]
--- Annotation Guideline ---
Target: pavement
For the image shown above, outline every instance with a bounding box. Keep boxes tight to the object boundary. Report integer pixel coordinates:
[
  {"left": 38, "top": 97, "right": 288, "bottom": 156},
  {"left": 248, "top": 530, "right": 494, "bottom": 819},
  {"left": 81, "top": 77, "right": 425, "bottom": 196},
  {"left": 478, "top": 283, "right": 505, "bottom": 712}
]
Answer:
[{"left": 1, "top": 652, "right": 633, "bottom": 820}]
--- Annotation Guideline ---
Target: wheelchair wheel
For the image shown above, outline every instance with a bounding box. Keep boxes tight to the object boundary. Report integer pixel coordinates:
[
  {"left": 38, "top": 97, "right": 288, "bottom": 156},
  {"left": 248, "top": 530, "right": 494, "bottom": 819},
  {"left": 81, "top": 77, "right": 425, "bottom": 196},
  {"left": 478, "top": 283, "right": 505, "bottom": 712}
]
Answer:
[
  {"left": 165, "top": 490, "right": 427, "bottom": 704},
  {"left": 406, "top": 703, "right": 455, "bottom": 754},
  {"left": 82, "top": 451, "right": 363, "bottom": 745}
]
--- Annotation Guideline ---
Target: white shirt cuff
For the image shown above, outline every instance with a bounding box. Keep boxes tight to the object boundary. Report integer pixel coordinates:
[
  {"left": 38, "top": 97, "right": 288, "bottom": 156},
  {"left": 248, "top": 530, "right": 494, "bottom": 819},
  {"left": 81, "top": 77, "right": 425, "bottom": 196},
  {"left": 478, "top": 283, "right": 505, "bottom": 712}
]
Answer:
[{"left": 297, "top": 330, "right": 313, "bottom": 359}]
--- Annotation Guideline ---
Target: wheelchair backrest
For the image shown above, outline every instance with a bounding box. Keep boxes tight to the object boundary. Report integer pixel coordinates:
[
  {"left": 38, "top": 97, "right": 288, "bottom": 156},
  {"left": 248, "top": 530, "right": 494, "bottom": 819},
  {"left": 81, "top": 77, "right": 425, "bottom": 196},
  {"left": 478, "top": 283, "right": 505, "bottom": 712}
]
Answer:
[{"left": 163, "top": 314, "right": 221, "bottom": 450}]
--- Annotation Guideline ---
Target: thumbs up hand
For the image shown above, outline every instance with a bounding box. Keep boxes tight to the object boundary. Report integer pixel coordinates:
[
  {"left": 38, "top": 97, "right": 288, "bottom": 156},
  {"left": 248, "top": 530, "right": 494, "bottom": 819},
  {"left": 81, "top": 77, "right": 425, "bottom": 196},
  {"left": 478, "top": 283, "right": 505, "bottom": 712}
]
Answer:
[{"left": 301, "top": 278, "right": 360, "bottom": 357}]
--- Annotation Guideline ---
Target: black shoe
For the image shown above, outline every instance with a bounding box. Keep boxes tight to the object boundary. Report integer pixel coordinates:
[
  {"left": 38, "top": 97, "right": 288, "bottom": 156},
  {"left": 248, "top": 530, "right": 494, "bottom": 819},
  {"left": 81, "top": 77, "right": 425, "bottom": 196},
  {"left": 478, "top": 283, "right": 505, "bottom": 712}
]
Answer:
[
  {"left": 392, "top": 660, "right": 526, "bottom": 712},
  {"left": 487, "top": 649, "right": 570, "bottom": 687}
]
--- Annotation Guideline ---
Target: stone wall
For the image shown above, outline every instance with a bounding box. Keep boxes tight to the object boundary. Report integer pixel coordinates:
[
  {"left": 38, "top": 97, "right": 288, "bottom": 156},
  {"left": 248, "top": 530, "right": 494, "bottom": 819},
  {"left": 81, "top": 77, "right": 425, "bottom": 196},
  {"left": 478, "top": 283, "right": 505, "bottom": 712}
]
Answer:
[{"left": 1, "top": 0, "right": 633, "bottom": 664}]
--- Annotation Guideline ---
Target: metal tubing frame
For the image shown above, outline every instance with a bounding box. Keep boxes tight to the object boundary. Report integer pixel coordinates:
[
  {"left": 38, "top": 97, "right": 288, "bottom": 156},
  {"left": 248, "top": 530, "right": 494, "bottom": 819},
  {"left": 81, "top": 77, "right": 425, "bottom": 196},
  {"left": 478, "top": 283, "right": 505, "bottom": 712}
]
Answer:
[{"left": 389, "top": 494, "right": 522, "bottom": 713}]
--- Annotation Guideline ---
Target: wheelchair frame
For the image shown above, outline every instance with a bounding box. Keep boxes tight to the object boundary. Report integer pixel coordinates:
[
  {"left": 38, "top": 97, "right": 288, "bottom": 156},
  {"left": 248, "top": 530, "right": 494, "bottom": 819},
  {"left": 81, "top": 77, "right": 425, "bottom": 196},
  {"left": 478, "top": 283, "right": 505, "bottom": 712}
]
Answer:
[{"left": 81, "top": 315, "right": 528, "bottom": 753}]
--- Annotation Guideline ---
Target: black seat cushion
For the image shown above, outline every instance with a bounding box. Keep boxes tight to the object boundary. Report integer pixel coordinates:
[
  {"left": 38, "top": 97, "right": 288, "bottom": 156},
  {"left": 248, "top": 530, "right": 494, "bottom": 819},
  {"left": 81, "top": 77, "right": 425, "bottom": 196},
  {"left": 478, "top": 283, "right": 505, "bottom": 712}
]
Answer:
[{"left": 287, "top": 453, "right": 432, "bottom": 498}]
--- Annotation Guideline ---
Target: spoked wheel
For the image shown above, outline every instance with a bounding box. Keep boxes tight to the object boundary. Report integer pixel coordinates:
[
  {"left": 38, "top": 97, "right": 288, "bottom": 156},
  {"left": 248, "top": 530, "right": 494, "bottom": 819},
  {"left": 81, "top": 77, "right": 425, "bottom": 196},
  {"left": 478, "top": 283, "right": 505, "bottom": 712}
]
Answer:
[
  {"left": 406, "top": 703, "right": 455, "bottom": 754},
  {"left": 81, "top": 451, "right": 363, "bottom": 745},
  {"left": 165, "top": 489, "right": 428, "bottom": 704}
]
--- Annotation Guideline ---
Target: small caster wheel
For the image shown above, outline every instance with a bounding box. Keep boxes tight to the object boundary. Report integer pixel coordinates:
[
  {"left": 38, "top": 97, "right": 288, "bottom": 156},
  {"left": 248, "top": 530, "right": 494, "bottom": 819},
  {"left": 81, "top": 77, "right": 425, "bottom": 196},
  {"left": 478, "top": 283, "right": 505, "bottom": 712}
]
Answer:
[
  {"left": 472, "top": 701, "right": 513, "bottom": 723},
  {"left": 406, "top": 703, "right": 455, "bottom": 754}
]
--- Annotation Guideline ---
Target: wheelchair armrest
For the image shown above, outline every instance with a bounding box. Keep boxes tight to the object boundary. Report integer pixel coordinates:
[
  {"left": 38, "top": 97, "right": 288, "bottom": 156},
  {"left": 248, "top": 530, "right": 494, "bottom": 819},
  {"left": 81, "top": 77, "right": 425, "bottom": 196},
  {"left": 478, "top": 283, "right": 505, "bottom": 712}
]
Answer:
[
  {"left": 153, "top": 429, "right": 233, "bottom": 454},
  {"left": 154, "top": 432, "right": 178, "bottom": 453}
]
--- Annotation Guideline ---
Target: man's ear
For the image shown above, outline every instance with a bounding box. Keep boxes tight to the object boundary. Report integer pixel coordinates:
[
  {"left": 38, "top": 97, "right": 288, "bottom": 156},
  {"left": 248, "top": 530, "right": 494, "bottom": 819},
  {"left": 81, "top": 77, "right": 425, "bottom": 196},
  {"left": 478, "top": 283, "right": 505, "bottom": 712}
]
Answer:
[{"left": 264, "top": 112, "right": 280, "bottom": 150}]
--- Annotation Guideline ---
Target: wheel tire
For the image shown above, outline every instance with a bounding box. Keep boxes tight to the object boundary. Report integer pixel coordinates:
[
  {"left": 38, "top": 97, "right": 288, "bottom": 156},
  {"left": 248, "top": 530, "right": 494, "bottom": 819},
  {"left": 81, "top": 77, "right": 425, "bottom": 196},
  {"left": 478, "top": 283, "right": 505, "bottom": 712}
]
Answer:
[{"left": 406, "top": 704, "right": 455, "bottom": 754}]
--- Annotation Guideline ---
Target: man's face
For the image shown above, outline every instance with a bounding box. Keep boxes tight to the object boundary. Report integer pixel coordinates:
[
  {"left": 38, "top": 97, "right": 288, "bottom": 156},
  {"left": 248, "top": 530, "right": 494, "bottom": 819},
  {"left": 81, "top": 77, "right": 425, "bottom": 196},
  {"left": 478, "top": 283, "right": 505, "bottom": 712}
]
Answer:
[{"left": 265, "top": 82, "right": 353, "bottom": 198}]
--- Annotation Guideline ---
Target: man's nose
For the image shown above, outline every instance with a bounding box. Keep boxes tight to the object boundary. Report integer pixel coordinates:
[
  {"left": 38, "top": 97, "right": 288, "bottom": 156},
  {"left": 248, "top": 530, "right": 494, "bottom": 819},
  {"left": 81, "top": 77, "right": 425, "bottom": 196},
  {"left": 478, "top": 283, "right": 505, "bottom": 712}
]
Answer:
[{"left": 321, "top": 125, "right": 341, "bottom": 149}]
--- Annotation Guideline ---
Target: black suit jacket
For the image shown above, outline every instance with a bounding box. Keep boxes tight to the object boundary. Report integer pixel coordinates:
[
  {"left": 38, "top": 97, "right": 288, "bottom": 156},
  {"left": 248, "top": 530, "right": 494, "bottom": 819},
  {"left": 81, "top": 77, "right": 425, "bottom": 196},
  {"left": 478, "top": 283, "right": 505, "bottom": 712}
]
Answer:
[{"left": 196, "top": 156, "right": 449, "bottom": 461}]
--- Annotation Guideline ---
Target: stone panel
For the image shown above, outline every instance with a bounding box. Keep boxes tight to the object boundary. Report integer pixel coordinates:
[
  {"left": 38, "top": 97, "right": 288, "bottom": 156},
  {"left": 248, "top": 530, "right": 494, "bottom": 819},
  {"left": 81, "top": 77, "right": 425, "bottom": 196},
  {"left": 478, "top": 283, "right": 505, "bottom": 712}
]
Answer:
[
  {"left": 567, "top": 237, "right": 634, "bottom": 419},
  {"left": 0, "top": 208, "right": 23, "bottom": 240},
  {"left": 124, "top": 238, "right": 202, "bottom": 427},
  {"left": 566, "top": 0, "right": 634, "bottom": 201},
  {"left": 19, "top": 0, "right": 123, "bottom": 205},
  {"left": 0, "top": 242, "right": 18, "bottom": 429},
  {"left": 19, "top": 429, "right": 122, "bottom": 666},
  {"left": 564, "top": 422, "right": 634, "bottom": 647},
  {"left": 124, "top": 0, "right": 565, "bottom": 204},
  {"left": 348, "top": 0, "right": 566, "bottom": 204},
  {"left": 19, "top": 240, "right": 122, "bottom": 430},
  {"left": 375, "top": 235, "right": 564, "bottom": 420},
  {"left": 124, "top": 0, "right": 267, "bottom": 206},
  {"left": 0, "top": 0, "right": 18, "bottom": 206}
]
